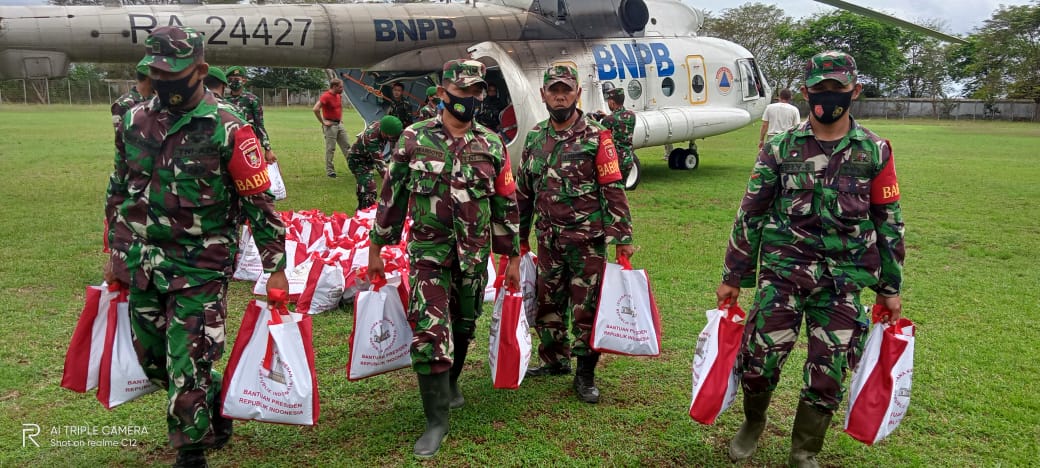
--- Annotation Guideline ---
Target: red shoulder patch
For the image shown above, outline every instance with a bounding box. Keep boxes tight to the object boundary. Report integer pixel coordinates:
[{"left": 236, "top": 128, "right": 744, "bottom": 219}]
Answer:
[
  {"left": 870, "top": 141, "right": 900, "bottom": 204},
  {"left": 229, "top": 126, "right": 270, "bottom": 196},
  {"left": 495, "top": 150, "right": 516, "bottom": 196},
  {"left": 595, "top": 130, "right": 623, "bottom": 185}
]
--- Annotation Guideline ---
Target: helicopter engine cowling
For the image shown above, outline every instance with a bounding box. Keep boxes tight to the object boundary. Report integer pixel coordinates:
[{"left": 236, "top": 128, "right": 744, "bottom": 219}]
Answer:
[{"left": 528, "top": 0, "right": 650, "bottom": 38}]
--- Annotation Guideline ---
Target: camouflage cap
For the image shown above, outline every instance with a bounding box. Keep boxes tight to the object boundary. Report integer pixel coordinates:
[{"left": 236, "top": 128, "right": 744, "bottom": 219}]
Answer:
[
  {"left": 544, "top": 64, "right": 578, "bottom": 89},
  {"left": 442, "top": 59, "right": 486, "bottom": 89},
  {"left": 226, "top": 66, "right": 248, "bottom": 79},
  {"left": 142, "top": 26, "right": 204, "bottom": 73},
  {"left": 605, "top": 87, "right": 624, "bottom": 102},
  {"left": 207, "top": 66, "right": 228, "bottom": 85},
  {"left": 135, "top": 57, "right": 150, "bottom": 76},
  {"left": 379, "top": 115, "right": 403, "bottom": 137},
  {"left": 804, "top": 51, "right": 857, "bottom": 87}
]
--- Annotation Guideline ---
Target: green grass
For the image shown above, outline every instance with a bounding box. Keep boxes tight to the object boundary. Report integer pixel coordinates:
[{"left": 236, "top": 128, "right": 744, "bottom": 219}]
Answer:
[{"left": 1, "top": 105, "right": 1038, "bottom": 466}]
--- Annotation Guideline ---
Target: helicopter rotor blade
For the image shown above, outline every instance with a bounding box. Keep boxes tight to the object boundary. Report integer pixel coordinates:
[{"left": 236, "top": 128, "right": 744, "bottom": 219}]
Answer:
[{"left": 814, "top": 0, "right": 967, "bottom": 44}]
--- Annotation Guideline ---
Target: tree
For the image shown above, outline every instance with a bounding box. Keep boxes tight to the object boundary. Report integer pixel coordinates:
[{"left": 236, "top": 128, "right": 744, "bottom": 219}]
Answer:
[
  {"left": 701, "top": 3, "right": 802, "bottom": 92},
  {"left": 246, "top": 67, "right": 328, "bottom": 92},
  {"left": 783, "top": 11, "right": 905, "bottom": 94},
  {"left": 956, "top": 2, "right": 1040, "bottom": 104},
  {"left": 897, "top": 22, "right": 954, "bottom": 99}
]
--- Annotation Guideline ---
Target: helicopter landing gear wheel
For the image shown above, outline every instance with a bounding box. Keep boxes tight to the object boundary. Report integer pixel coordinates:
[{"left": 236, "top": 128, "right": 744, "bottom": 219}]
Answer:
[{"left": 624, "top": 155, "right": 641, "bottom": 190}]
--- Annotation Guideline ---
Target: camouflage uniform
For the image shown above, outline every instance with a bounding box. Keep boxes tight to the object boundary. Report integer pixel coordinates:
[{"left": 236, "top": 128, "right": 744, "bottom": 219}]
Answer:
[
  {"left": 722, "top": 54, "right": 905, "bottom": 412},
  {"left": 370, "top": 60, "right": 520, "bottom": 376},
  {"left": 106, "top": 27, "right": 286, "bottom": 451},
  {"left": 418, "top": 102, "right": 439, "bottom": 121},
  {"left": 516, "top": 66, "right": 633, "bottom": 364},
  {"left": 599, "top": 88, "right": 636, "bottom": 179},
  {"left": 226, "top": 67, "right": 271, "bottom": 152},
  {"left": 111, "top": 87, "right": 147, "bottom": 130},
  {"left": 387, "top": 96, "right": 415, "bottom": 128},
  {"left": 347, "top": 117, "right": 400, "bottom": 211}
]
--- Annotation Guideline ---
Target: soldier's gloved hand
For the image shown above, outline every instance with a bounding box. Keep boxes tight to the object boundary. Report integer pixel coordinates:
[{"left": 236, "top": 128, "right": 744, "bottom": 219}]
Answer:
[
  {"left": 716, "top": 283, "right": 740, "bottom": 310},
  {"left": 266, "top": 270, "right": 289, "bottom": 304},
  {"left": 367, "top": 244, "right": 385, "bottom": 282},
  {"left": 504, "top": 255, "right": 521, "bottom": 291},
  {"left": 876, "top": 294, "right": 903, "bottom": 324}
]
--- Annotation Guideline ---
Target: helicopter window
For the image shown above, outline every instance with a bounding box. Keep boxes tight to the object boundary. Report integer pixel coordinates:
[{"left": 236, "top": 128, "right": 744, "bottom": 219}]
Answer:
[
  {"left": 692, "top": 75, "right": 705, "bottom": 94},
  {"left": 661, "top": 77, "right": 675, "bottom": 97},
  {"left": 738, "top": 59, "right": 762, "bottom": 101},
  {"left": 627, "top": 80, "right": 643, "bottom": 100}
]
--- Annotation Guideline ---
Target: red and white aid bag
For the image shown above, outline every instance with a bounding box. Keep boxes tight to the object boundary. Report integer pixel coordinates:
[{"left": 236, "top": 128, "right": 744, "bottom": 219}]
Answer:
[
  {"left": 590, "top": 256, "right": 662, "bottom": 356},
  {"left": 221, "top": 297, "right": 320, "bottom": 425},
  {"left": 688, "top": 301, "right": 746, "bottom": 425},
  {"left": 844, "top": 305, "right": 915, "bottom": 445},
  {"left": 519, "top": 250, "right": 538, "bottom": 325},
  {"left": 488, "top": 287, "right": 532, "bottom": 389},
  {"left": 96, "top": 287, "right": 160, "bottom": 409},
  {"left": 62, "top": 283, "right": 115, "bottom": 393},
  {"left": 346, "top": 274, "right": 413, "bottom": 381}
]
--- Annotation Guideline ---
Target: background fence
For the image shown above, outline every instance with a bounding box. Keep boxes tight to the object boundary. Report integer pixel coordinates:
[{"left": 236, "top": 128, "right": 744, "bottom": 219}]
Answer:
[
  {"left": 0, "top": 78, "right": 326, "bottom": 107},
  {"left": 2, "top": 78, "right": 1038, "bottom": 121}
]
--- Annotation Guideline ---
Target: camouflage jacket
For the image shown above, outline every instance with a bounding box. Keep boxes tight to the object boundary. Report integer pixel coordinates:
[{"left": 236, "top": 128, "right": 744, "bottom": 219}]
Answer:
[
  {"left": 387, "top": 97, "right": 415, "bottom": 128},
  {"left": 226, "top": 91, "right": 270, "bottom": 150},
  {"left": 417, "top": 102, "right": 439, "bottom": 121},
  {"left": 348, "top": 120, "right": 395, "bottom": 166},
  {"left": 601, "top": 107, "right": 636, "bottom": 156},
  {"left": 106, "top": 91, "right": 286, "bottom": 292},
  {"left": 516, "top": 111, "right": 633, "bottom": 246},
  {"left": 111, "top": 87, "right": 147, "bottom": 128},
  {"left": 722, "top": 118, "right": 905, "bottom": 295},
  {"left": 370, "top": 115, "right": 520, "bottom": 269}
]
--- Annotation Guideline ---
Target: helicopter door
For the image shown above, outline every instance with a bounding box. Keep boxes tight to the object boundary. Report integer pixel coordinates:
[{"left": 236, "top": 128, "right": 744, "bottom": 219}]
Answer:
[
  {"left": 685, "top": 55, "right": 708, "bottom": 105},
  {"left": 736, "top": 58, "right": 765, "bottom": 101}
]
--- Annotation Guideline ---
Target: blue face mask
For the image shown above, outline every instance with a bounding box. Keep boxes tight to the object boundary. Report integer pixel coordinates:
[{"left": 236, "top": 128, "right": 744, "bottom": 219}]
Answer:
[{"left": 445, "top": 90, "right": 478, "bottom": 123}]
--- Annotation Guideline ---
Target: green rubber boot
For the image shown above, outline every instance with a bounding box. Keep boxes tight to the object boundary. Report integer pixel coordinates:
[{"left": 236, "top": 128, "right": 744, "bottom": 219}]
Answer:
[
  {"left": 728, "top": 391, "right": 773, "bottom": 462},
  {"left": 788, "top": 400, "right": 833, "bottom": 468},
  {"left": 449, "top": 332, "right": 472, "bottom": 410},
  {"left": 414, "top": 373, "right": 450, "bottom": 458}
]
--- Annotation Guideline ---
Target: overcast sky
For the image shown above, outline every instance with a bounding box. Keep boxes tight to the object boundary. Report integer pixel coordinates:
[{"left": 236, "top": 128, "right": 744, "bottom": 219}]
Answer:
[{"left": 689, "top": 0, "right": 1036, "bottom": 36}]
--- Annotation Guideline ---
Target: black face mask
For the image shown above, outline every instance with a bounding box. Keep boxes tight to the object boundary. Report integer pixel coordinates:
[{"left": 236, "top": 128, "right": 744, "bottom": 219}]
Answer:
[
  {"left": 445, "top": 91, "right": 478, "bottom": 123},
  {"left": 153, "top": 72, "right": 201, "bottom": 108},
  {"left": 228, "top": 79, "right": 244, "bottom": 91},
  {"left": 807, "top": 90, "right": 854, "bottom": 124},
  {"left": 547, "top": 101, "right": 577, "bottom": 123}
]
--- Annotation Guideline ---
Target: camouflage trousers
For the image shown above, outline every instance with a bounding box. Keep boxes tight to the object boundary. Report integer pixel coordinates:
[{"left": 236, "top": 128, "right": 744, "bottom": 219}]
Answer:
[
  {"left": 739, "top": 271, "right": 869, "bottom": 412},
  {"left": 619, "top": 148, "right": 635, "bottom": 180},
  {"left": 129, "top": 279, "right": 228, "bottom": 450},
  {"left": 407, "top": 259, "right": 487, "bottom": 375},
  {"left": 322, "top": 123, "right": 350, "bottom": 174},
  {"left": 533, "top": 235, "right": 606, "bottom": 363},
  {"left": 347, "top": 153, "right": 381, "bottom": 211}
]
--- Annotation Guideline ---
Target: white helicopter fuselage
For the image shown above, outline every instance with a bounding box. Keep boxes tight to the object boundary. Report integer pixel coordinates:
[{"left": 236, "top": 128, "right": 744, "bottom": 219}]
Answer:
[{"left": 0, "top": 0, "right": 770, "bottom": 166}]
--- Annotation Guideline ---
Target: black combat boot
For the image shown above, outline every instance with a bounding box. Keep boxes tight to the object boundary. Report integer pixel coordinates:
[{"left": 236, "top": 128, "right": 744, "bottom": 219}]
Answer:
[
  {"left": 728, "top": 391, "right": 773, "bottom": 462},
  {"left": 573, "top": 353, "right": 601, "bottom": 404},
  {"left": 414, "top": 373, "right": 450, "bottom": 458},
  {"left": 449, "top": 332, "right": 472, "bottom": 409},
  {"left": 525, "top": 359, "right": 572, "bottom": 377},
  {"left": 172, "top": 449, "right": 208, "bottom": 468},
  {"left": 788, "top": 400, "right": 834, "bottom": 468}
]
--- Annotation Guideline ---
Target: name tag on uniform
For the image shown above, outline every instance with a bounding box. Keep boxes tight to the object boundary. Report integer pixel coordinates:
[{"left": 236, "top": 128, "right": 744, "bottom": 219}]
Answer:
[
  {"left": 173, "top": 145, "right": 212, "bottom": 159},
  {"left": 413, "top": 146, "right": 444, "bottom": 160},
  {"left": 779, "top": 161, "right": 814, "bottom": 173},
  {"left": 839, "top": 162, "right": 873, "bottom": 177},
  {"left": 561, "top": 151, "right": 588, "bottom": 162},
  {"left": 459, "top": 153, "right": 493, "bottom": 165}
]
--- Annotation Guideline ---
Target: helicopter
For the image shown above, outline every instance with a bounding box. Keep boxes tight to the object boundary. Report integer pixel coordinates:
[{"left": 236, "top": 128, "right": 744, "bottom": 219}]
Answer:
[{"left": 0, "top": 0, "right": 964, "bottom": 190}]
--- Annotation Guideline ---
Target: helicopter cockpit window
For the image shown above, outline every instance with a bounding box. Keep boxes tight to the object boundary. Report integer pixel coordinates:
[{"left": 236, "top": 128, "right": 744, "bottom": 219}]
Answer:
[
  {"left": 738, "top": 59, "right": 764, "bottom": 101},
  {"left": 661, "top": 77, "right": 675, "bottom": 97}
]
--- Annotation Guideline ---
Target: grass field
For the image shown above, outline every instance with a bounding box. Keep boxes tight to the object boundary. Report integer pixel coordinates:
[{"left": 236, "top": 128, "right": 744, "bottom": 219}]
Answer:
[{"left": 0, "top": 104, "right": 1038, "bottom": 467}]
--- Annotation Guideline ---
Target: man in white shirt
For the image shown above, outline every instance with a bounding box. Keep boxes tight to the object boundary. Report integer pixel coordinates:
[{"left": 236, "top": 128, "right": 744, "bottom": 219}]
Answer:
[{"left": 759, "top": 88, "right": 801, "bottom": 148}]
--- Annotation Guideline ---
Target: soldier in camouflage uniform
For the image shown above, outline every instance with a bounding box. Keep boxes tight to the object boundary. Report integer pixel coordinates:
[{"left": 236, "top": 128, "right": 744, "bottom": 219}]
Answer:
[
  {"left": 717, "top": 51, "right": 905, "bottom": 467},
  {"left": 368, "top": 59, "right": 521, "bottom": 459},
  {"left": 226, "top": 66, "right": 277, "bottom": 163},
  {"left": 599, "top": 87, "right": 636, "bottom": 183},
  {"left": 103, "top": 26, "right": 288, "bottom": 468},
  {"left": 386, "top": 82, "right": 415, "bottom": 128},
  {"left": 111, "top": 58, "right": 153, "bottom": 138},
  {"left": 347, "top": 115, "right": 403, "bottom": 211},
  {"left": 417, "top": 86, "right": 439, "bottom": 121},
  {"left": 516, "top": 65, "right": 635, "bottom": 404},
  {"left": 203, "top": 66, "right": 229, "bottom": 100}
]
